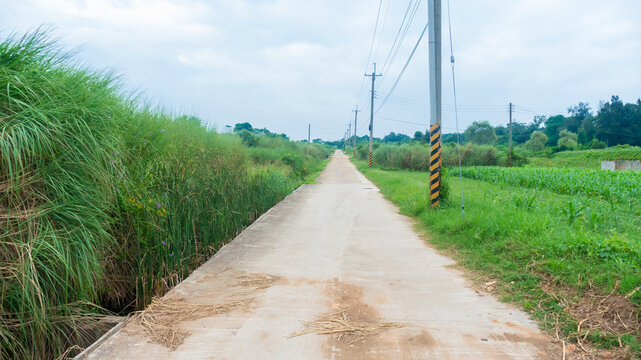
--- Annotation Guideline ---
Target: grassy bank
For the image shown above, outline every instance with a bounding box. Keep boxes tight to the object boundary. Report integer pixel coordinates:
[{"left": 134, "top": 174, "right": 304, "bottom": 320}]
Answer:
[
  {"left": 352, "top": 159, "right": 640, "bottom": 356},
  {"left": 0, "top": 32, "right": 331, "bottom": 358},
  {"left": 529, "top": 147, "right": 641, "bottom": 169}
]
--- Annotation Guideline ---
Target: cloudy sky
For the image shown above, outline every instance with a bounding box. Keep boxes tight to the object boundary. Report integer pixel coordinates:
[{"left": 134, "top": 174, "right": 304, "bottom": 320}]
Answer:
[{"left": 2, "top": 0, "right": 640, "bottom": 140}]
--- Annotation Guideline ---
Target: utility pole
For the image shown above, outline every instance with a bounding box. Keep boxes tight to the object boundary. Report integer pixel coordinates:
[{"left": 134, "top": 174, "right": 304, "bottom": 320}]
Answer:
[
  {"left": 352, "top": 106, "right": 359, "bottom": 156},
  {"left": 308, "top": 124, "right": 311, "bottom": 143},
  {"left": 365, "top": 63, "right": 382, "bottom": 168},
  {"left": 428, "top": 0, "right": 442, "bottom": 207},
  {"left": 508, "top": 102, "right": 513, "bottom": 167},
  {"left": 343, "top": 130, "right": 348, "bottom": 150},
  {"left": 347, "top": 123, "right": 352, "bottom": 150}
]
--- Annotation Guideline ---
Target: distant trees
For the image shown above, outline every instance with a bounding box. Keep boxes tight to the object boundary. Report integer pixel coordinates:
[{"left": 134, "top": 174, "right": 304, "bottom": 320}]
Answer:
[
  {"left": 544, "top": 115, "right": 565, "bottom": 146},
  {"left": 465, "top": 121, "right": 496, "bottom": 144},
  {"left": 383, "top": 132, "right": 411, "bottom": 143},
  {"left": 557, "top": 130, "right": 578, "bottom": 151},
  {"left": 330, "top": 94, "right": 641, "bottom": 152},
  {"left": 233, "top": 122, "right": 253, "bottom": 133},
  {"left": 413, "top": 131, "right": 424, "bottom": 142},
  {"left": 593, "top": 96, "right": 641, "bottom": 146},
  {"left": 525, "top": 131, "right": 547, "bottom": 152}
]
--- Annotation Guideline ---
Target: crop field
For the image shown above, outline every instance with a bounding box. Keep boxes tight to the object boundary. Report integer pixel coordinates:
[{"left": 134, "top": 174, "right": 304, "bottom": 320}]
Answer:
[
  {"left": 459, "top": 166, "right": 641, "bottom": 204},
  {"left": 353, "top": 159, "right": 641, "bottom": 355}
]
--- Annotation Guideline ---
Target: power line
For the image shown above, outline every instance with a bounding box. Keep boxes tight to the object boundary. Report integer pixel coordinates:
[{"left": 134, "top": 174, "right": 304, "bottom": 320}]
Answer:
[
  {"left": 375, "top": 20, "right": 429, "bottom": 114},
  {"left": 380, "top": 0, "right": 416, "bottom": 72},
  {"left": 445, "top": 0, "right": 465, "bottom": 218},
  {"left": 373, "top": 0, "right": 392, "bottom": 62},
  {"left": 379, "top": 0, "right": 423, "bottom": 84},
  {"left": 356, "top": 0, "right": 385, "bottom": 104},
  {"left": 378, "top": 93, "right": 506, "bottom": 109}
]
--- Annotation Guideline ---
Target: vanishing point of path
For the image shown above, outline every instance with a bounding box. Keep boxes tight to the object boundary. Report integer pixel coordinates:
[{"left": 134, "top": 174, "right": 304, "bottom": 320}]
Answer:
[{"left": 82, "top": 151, "right": 556, "bottom": 359}]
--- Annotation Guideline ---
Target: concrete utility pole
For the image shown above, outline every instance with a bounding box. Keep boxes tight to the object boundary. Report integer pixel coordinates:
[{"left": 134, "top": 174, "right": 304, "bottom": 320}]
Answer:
[
  {"left": 352, "top": 106, "right": 359, "bottom": 156},
  {"left": 308, "top": 124, "right": 311, "bottom": 143},
  {"left": 343, "top": 130, "right": 348, "bottom": 150},
  {"left": 347, "top": 123, "right": 352, "bottom": 150},
  {"left": 428, "top": 0, "right": 442, "bottom": 207},
  {"left": 365, "top": 63, "right": 382, "bottom": 168},
  {"left": 508, "top": 102, "right": 513, "bottom": 166}
]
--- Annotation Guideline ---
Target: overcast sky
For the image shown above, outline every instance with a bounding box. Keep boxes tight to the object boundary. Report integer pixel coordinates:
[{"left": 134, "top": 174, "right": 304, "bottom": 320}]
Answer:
[{"left": 2, "top": 0, "right": 640, "bottom": 140}]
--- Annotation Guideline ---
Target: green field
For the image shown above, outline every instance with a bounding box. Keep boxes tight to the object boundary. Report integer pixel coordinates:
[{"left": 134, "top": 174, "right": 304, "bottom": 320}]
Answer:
[
  {"left": 458, "top": 166, "right": 641, "bottom": 204},
  {"left": 529, "top": 147, "right": 641, "bottom": 169},
  {"left": 353, "top": 159, "right": 641, "bottom": 355},
  {"left": 0, "top": 32, "right": 331, "bottom": 358}
]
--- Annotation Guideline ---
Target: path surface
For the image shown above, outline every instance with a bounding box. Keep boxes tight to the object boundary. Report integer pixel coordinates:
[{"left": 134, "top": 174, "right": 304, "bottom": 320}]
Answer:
[{"left": 83, "top": 151, "right": 556, "bottom": 359}]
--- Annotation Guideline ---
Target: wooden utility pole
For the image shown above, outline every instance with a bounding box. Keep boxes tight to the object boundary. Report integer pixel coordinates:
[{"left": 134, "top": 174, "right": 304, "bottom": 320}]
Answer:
[
  {"left": 428, "top": 0, "right": 442, "bottom": 207},
  {"left": 352, "top": 106, "right": 359, "bottom": 156},
  {"left": 365, "top": 63, "right": 381, "bottom": 168},
  {"left": 508, "top": 102, "right": 513, "bottom": 166}
]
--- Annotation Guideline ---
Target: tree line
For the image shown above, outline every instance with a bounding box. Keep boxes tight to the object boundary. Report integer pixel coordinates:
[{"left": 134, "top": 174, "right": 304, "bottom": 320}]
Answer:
[{"left": 378, "top": 96, "right": 641, "bottom": 153}]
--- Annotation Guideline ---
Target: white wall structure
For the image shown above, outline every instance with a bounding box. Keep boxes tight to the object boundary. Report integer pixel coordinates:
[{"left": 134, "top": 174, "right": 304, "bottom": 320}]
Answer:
[{"left": 601, "top": 160, "right": 641, "bottom": 171}]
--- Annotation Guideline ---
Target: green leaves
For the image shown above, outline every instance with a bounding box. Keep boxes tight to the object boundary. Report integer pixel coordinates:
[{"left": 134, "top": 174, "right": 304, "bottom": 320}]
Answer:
[{"left": 459, "top": 166, "right": 641, "bottom": 204}]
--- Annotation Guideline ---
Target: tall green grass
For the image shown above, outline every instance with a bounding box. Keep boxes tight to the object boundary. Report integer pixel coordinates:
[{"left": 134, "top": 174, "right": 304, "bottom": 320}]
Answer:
[
  {"left": 352, "top": 160, "right": 641, "bottom": 354},
  {"left": 359, "top": 142, "right": 503, "bottom": 171},
  {"left": 0, "top": 31, "right": 330, "bottom": 359}
]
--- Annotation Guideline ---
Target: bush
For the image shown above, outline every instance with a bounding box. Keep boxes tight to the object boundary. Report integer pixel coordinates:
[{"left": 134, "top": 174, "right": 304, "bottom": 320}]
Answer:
[{"left": 589, "top": 138, "right": 607, "bottom": 149}]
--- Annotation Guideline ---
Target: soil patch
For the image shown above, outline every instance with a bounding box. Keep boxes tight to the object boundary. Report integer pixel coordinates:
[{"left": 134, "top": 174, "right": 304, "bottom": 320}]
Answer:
[
  {"left": 132, "top": 271, "right": 284, "bottom": 350},
  {"left": 290, "top": 279, "right": 412, "bottom": 360}
]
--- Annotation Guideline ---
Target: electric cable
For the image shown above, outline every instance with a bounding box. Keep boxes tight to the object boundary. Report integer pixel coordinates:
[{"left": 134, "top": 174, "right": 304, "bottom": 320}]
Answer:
[
  {"left": 375, "top": 20, "right": 429, "bottom": 114},
  {"left": 447, "top": 0, "right": 465, "bottom": 219}
]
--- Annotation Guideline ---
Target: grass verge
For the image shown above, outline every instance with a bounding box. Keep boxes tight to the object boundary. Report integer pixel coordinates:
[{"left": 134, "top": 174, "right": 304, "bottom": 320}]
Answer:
[{"left": 352, "top": 159, "right": 640, "bottom": 358}]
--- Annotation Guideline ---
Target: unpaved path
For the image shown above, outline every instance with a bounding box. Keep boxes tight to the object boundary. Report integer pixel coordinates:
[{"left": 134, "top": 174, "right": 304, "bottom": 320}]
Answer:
[{"left": 82, "top": 151, "right": 557, "bottom": 359}]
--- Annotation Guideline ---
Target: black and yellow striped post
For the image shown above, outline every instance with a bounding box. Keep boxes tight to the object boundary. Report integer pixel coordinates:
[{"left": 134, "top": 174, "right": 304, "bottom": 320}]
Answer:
[
  {"left": 429, "top": 124, "right": 442, "bottom": 207},
  {"left": 368, "top": 151, "right": 373, "bottom": 168}
]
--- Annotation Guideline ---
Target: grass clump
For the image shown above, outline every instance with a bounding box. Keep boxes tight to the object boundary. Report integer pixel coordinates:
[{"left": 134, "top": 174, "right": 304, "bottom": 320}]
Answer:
[
  {"left": 352, "top": 159, "right": 640, "bottom": 356},
  {"left": 0, "top": 30, "right": 330, "bottom": 359},
  {"left": 359, "top": 142, "right": 503, "bottom": 171}
]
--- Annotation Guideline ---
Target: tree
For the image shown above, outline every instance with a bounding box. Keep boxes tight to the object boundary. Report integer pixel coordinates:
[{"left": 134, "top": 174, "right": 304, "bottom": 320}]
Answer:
[
  {"left": 544, "top": 115, "right": 566, "bottom": 146},
  {"left": 511, "top": 122, "right": 532, "bottom": 144},
  {"left": 233, "top": 122, "right": 253, "bottom": 133},
  {"left": 568, "top": 102, "right": 592, "bottom": 120},
  {"left": 238, "top": 130, "right": 258, "bottom": 147},
  {"left": 383, "top": 132, "right": 410, "bottom": 143},
  {"left": 567, "top": 102, "right": 592, "bottom": 133},
  {"left": 532, "top": 115, "right": 546, "bottom": 129},
  {"left": 557, "top": 130, "right": 578, "bottom": 151},
  {"left": 413, "top": 131, "right": 424, "bottom": 142},
  {"left": 595, "top": 96, "right": 641, "bottom": 146},
  {"left": 464, "top": 121, "right": 496, "bottom": 144},
  {"left": 442, "top": 132, "right": 462, "bottom": 144},
  {"left": 587, "top": 138, "right": 606, "bottom": 149},
  {"left": 525, "top": 131, "right": 547, "bottom": 152},
  {"left": 577, "top": 116, "right": 597, "bottom": 145}
]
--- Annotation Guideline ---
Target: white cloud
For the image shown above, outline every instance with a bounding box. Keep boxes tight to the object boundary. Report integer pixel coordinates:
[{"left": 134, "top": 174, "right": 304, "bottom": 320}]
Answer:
[{"left": 1, "top": 0, "right": 640, "bottom": 139}]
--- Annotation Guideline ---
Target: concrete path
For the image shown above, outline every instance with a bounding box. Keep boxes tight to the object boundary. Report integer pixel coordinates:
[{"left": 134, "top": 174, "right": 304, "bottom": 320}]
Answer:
[{"left": 83, "top": 151, "right": 556, "bottom": 359}]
